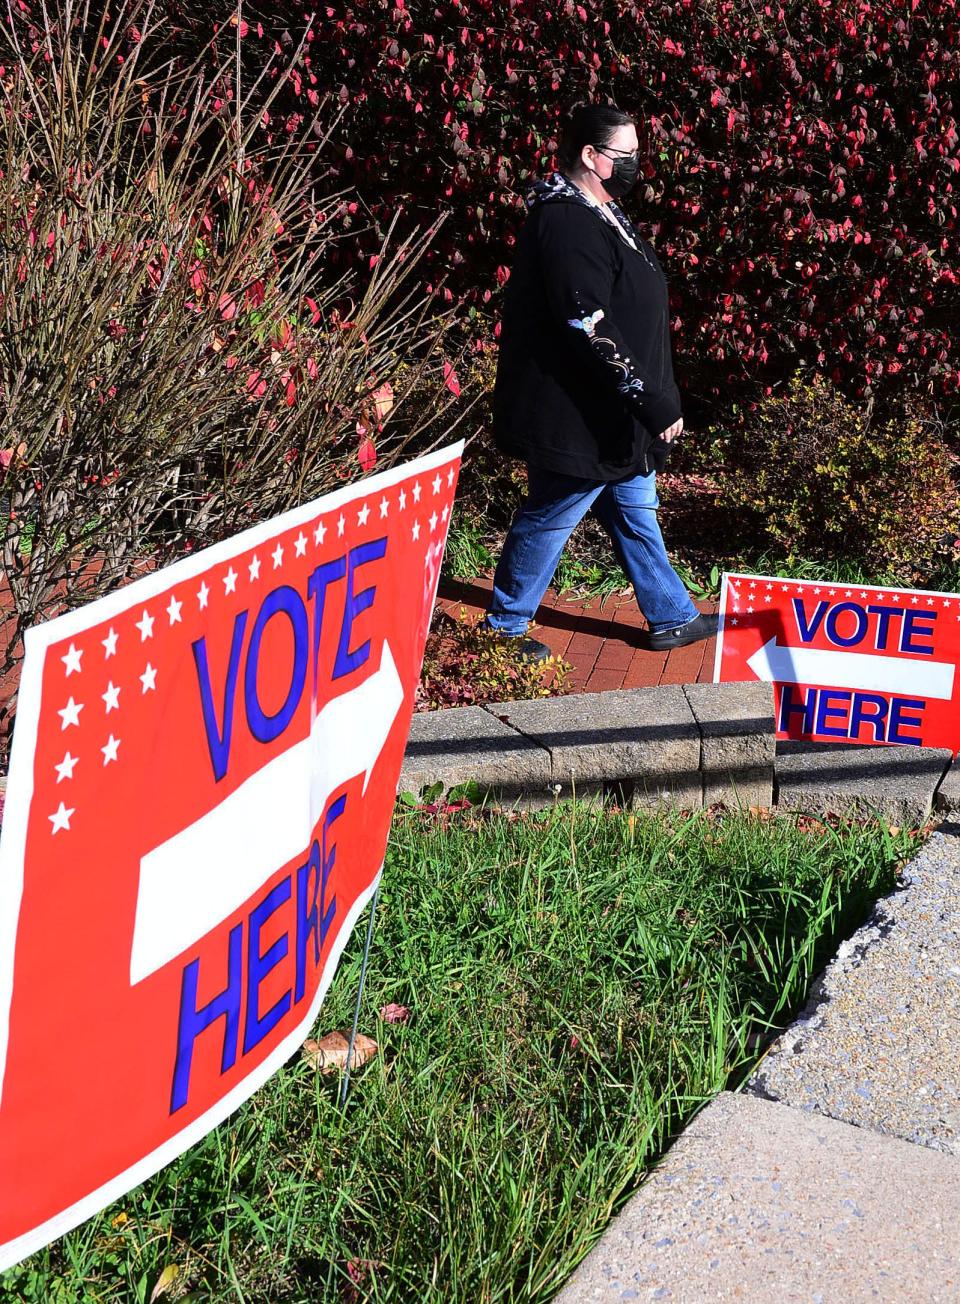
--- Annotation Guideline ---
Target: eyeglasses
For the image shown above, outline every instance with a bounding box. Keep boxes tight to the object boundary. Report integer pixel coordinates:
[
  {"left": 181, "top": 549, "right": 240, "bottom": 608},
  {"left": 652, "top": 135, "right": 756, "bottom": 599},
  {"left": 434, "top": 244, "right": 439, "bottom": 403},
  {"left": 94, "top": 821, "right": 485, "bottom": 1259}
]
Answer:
[{"left": 596, "top": 146, "right": 639, "bottom": 159}]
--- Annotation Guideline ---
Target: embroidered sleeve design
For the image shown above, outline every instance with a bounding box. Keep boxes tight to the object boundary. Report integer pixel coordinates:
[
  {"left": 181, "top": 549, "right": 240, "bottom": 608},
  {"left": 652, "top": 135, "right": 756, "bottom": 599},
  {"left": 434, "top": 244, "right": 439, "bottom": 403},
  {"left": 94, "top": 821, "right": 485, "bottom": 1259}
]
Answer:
[
  {"left": 567, "top": 308, "right": 605, "bottom": 334},
  {"left": 565, "top": 299, "right": 646, "bottom": 397},
  {"left": 588, "top": 333, "right": 646, "bottom": 395}
]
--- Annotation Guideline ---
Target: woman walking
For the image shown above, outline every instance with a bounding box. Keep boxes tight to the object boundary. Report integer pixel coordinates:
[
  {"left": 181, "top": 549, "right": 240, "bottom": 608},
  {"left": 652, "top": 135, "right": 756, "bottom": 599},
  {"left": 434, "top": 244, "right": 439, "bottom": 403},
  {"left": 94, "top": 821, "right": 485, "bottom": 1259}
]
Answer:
[{"left": 485, "top": 101, "right": 718, "bottom": 660}]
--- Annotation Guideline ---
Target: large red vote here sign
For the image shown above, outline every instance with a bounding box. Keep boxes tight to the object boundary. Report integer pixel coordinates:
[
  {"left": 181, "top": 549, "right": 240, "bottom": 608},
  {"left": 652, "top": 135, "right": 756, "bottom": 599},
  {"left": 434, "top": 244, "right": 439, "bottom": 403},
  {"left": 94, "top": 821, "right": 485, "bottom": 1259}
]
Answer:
[
  {"left": 0, "top": 441, "right": 463, "bottom": 1271},
  {"left": 714, "top": 572, "right": 960, "bottom": 752}
]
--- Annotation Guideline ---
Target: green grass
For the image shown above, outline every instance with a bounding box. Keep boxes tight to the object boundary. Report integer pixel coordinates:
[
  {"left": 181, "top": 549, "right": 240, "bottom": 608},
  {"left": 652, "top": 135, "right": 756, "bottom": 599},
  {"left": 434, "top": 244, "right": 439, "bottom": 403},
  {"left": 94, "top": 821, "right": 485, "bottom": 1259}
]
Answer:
[
  {"left": 2, "top": 803, "right": 922, "bottom": 1303},
  {"left": 440, "top": 512, "right": 494, "bottom": 582},
  {"left": 551, "top": 552, "right": 629, "bottom": 601}
]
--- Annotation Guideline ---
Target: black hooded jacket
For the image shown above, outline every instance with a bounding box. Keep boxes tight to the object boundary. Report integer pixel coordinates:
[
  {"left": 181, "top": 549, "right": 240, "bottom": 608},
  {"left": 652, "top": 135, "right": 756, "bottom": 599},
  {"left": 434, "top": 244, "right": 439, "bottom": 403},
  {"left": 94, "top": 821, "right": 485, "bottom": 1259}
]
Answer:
[{"left": 491, "top": 172, "right": 683, "bottom": 481}]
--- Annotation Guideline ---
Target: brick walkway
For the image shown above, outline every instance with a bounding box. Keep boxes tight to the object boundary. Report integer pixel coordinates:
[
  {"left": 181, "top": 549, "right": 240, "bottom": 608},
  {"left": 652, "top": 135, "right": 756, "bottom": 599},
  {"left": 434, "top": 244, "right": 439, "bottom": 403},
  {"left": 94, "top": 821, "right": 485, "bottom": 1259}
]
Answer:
[{"left": 435, "top": 575, "right": 719, "bottom": 693}]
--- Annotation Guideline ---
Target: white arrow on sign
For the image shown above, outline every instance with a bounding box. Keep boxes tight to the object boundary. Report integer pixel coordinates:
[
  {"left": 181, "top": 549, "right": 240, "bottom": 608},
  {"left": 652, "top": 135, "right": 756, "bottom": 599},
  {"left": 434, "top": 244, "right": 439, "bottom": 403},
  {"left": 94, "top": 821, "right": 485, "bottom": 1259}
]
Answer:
[
  {"left": 746, "top": 637, "right": 955, "bottom": 701},
  {"left": 129, "top": 641, "right": 404, "bottom": 985}
]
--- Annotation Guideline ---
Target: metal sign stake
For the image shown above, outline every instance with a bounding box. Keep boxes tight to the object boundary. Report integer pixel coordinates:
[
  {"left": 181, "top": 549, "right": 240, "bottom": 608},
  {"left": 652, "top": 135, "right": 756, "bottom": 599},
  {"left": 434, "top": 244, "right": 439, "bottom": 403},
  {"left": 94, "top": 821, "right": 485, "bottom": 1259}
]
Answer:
[{"left": 339, "top": 882, "right": 382, "bottom": 1108}]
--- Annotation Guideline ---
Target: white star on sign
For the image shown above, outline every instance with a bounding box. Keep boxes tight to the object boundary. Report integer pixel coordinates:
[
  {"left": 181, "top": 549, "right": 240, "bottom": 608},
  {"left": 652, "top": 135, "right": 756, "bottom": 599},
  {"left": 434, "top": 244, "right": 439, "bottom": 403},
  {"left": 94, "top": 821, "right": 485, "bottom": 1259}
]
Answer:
[
  {"left": 860, "top": 591, "right": 868, "bottom": 598},
  {"left": 945, "top": 601, "right": 952, "bottom": 609},
  {"left": 911, "top": 596, "right": 919, "bottom": 605},
  {"left": 294, "top": 533, "right": 307, "bottom": 557},
  {"left": 764, "top": 595, "right": 772, "bottom": 602},
  {"left": 61, "top": 643, "right": 82, "bottom": 676},
  {"left": 379, "top": 497, "right": 389, "bottom": 519},
  {"left": 55, "top": 752, "right": 78, "bottom": 783},
  {"left": 49, "top": 802, "right": 74, "bottom": 834},
  {"left": 398, "top": 488, "right": 407, "bottom": 510},
  {"left": 102, "top": 681, "right": 120, "bottom": 713},
  {"left": 412, "top": 520, "right": 421, "bottom": 541},
  {"left": 432, "top": 473, "right": 442, "bottom": 494},
  {"left": 58, "top": 697, "right": 83, "bottom": 730},
  {"left": 447, "top": 467, "right": 455, "bottom": 487},
  {"left": 272, "top": 542, "right": 284, "bottom": 568},
  {"left": 223, "top": 567, "right": 238, "bottom": 594},
  {"left": 731, "top": 618, "right": 739, "bottom": 626},
  {"left": 441, "top": 503, "right": 449, "bottom": 522},
  {"left": 337, "top": 513, "right": 345, "bottom": 537},
  {"left": 136, "top": 610, "right": 154, "bottom": 641},
  {"left": 765, "top": 584, "right": 773, "bottom": 590},
  {"left": 314, "top": 520, "right": 327, "bottom": 545},
  {"left": 892, "top": 595, "right": 900, "bottom": 602},
  {"left": 249, "top": 555, "right": 261, "bottom": 581},
  {"left": 102, "top": 628, "right": 118, "bottom": 658},
  {"left": 197, "top": 582, "right": 210, "bottom": 610},
  {"left": 412, "top": 481, "right": 422, "bottom": 503},
  {"left": 429, "top": 511, "right": 439, "bottom": 532},
  {"left": 167, "top": 595, "right": 183, "bottom": 625},
  {"left": 101, "top": 735, "right": 120, "bottom": 765},
  {"left": 140, "top": 663, "right": 157, "bottom": 693},
  {"left": 927, "top": 597, "right": 935, "bottom": 605},
  {"left": 358, "top": 502, "right": 370, "bottom": 526}
]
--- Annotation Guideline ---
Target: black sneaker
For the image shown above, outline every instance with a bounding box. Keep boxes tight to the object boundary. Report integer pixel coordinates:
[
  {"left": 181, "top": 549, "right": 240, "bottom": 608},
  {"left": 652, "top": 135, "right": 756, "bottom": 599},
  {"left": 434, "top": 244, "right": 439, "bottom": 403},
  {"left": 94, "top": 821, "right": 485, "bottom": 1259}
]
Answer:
[
  {"left": 484, "top": 625, "right": 553, "bottom": 663},
  {"left": 646, "top": 611, "right": 720, "bottom": 651}
]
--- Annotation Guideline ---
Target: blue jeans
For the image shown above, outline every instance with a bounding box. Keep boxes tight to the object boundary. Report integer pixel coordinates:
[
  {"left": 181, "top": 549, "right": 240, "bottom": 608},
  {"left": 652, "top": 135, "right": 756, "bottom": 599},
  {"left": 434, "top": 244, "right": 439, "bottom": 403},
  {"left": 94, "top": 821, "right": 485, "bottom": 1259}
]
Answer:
[{"left": 486, "top": 465, "right": 699, "bottom": 635}]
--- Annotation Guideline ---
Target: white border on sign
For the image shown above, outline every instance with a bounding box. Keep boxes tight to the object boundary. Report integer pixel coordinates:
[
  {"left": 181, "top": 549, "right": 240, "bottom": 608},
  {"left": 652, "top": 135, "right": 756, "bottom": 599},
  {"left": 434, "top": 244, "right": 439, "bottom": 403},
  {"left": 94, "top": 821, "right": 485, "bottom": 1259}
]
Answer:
[
  {"left": 712, "top": 572, "right": 731, "bottom": 683},
  {"left": 0, "top": 439, "right": 463, "bottom": 1265}
]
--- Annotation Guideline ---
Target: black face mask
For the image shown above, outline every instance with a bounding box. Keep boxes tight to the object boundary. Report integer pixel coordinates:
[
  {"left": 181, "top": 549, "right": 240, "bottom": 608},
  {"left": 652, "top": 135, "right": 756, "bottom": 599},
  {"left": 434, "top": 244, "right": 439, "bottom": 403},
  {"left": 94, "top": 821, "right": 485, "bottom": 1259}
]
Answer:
[{"left": 598, "top": 149, "right": 640, "bottom": 198}]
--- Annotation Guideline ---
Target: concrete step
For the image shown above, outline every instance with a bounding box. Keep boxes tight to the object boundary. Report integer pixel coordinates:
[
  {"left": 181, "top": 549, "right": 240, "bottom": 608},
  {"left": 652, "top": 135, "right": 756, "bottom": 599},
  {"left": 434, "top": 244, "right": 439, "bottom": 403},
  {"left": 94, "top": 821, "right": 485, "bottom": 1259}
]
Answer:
[
  {"left": 400, "top": 681, "right": 776, "bottom": 810},
  {"left": 775, "top": 739, "right": 952, "bottom": 826}
]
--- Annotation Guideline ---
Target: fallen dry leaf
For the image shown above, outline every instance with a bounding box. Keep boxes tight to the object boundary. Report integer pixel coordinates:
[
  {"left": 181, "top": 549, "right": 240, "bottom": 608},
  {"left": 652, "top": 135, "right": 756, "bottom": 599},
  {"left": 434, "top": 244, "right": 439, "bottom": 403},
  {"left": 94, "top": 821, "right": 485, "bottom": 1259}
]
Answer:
[
  {"left": 748, "top": 805, "right": 774, "bottom": 821},
  {"left": 379, "top": 1002, "right": 411, "bottom": 1024},
  {"left": 344, "top": 1257, "right": 385, "bottom": 1304},
  {"left": 149, "top": 1264, "right": 180, "bottom": 1303},
  {"left": 302, "top": 1031, "right": 378, "bottom": 1073}
]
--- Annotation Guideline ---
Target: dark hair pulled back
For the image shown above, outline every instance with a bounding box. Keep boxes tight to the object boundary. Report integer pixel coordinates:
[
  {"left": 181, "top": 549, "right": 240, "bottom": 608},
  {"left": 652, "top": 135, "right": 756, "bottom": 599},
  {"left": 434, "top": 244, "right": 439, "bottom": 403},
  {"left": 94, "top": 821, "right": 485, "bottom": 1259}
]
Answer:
[{"left": 555, "top": 99, "right": 635, "bottom": 172}]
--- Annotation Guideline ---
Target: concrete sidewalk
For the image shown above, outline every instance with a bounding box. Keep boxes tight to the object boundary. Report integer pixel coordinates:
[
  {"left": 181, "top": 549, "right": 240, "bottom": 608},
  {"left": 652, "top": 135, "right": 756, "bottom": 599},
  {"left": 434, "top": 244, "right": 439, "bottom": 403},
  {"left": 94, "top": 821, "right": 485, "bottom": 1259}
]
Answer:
[
  {"left": 555, "top": 825, "right": 960, "bottom": 1303},
  {"left": 555, "top": 1091, "right": 960, "bottom": 1303},
  {"left": 749, "top": 822, "right": 960, "bottom": 1154}
]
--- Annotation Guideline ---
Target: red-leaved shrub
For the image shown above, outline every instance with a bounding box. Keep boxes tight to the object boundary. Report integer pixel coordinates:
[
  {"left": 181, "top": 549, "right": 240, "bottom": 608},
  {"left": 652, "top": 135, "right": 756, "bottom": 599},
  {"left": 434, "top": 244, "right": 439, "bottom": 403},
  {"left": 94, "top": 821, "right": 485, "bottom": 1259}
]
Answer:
[{"left": 99, "top": 0, "right": 960, "bottom": 422}]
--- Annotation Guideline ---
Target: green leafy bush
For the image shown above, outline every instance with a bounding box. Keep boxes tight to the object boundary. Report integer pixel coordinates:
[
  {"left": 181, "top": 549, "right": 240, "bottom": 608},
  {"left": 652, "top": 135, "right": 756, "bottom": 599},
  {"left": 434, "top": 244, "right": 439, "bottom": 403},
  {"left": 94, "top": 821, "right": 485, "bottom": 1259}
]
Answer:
[{"left": 713, "top": 370, "right": 960, "bottom": 581}]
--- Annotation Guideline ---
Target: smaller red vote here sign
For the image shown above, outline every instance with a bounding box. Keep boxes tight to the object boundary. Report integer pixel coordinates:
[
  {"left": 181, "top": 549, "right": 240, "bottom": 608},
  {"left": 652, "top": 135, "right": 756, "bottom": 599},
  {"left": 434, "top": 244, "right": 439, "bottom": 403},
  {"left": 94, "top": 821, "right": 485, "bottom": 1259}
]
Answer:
[
  {"left": 714, "top": 572, "right": 960, "bottom": 753},
  {"left": 0, "top": 441, "right": 463, "bottom": 1271}
]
